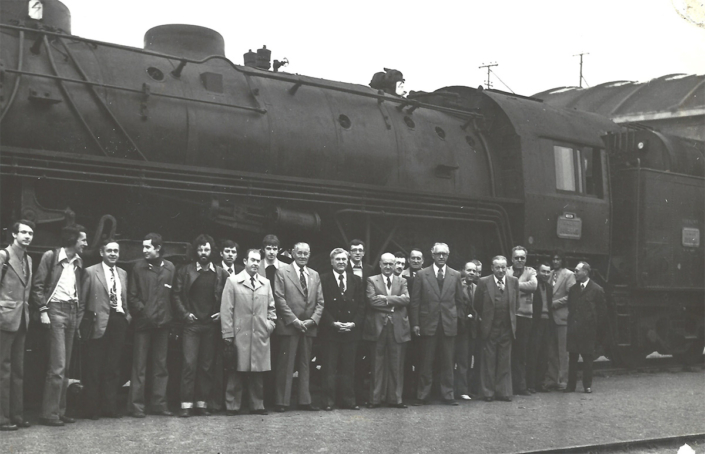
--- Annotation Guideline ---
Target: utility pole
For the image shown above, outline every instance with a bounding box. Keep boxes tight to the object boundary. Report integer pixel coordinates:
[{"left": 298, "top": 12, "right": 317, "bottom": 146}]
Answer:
[
  {"left": 573, "top": 52, "right": 589, "bottom": 88},
  {"left": 479, "top": 62, "right": 498, "bottom": 89}
]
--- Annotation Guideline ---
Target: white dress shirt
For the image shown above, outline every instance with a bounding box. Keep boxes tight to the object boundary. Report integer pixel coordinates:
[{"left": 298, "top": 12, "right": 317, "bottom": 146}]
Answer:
[{"left": 102, "top": 262, "right": 124, "bottom": 313}]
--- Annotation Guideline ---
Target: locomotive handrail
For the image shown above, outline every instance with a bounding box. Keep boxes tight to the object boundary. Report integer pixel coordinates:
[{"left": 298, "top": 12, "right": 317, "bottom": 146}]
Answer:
[
  {"left": 2, "top": 68, "right": 268, "bottom": 114},
  {"left": 0, "top": 24, "right": 483, "bottom": 120}
]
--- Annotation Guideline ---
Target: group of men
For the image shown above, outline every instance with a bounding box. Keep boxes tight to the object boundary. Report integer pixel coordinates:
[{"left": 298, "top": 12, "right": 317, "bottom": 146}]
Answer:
[{"left": 0, "top": 219, "right": 606, "bottom": 431}]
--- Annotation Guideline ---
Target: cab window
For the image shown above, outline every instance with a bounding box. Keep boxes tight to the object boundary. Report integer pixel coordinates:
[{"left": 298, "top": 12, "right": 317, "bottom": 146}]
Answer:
[{"left": 554, "top": 145, "right": 604, "bottom": 198}]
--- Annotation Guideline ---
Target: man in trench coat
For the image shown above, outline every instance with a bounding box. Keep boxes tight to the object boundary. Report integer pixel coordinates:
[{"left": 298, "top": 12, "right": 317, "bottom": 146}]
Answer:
[{"left": 220, "top": 249, "right": 276, "bottom": 415}]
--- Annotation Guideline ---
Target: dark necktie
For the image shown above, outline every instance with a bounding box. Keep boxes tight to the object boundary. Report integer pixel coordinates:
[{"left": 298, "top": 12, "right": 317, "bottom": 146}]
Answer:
[
  {"left": 266, "top": 264, "right": 276, "bottom": 282},
  {"left": 386, "top": 276, "right": 392, "bottom": 291},
  {"left": 338, "top": 274, "right": 345, "bottom": 294},
  {"left": 300, "top": 269, "right": 308, "bottom": 300},
  {"left": 21, "top": 254, "right": 28, "bottom": 280},
  {"left": 467, "top": 285, "right": 473, "bottom": 305},
  {"left": 109, "top": 266, "right": 118, "bottom": 309},
  {"left": 227, "top": 267, "right": 233, "bottom": 275},
  {"left": 552, "top": 272, "right": 558, "bottom": 285},
  {"left": 497, "top": 278, "right": 504, "bottom": 292},
  {"left": 437, "top": 267, "right": 444, "bottom": 291}
]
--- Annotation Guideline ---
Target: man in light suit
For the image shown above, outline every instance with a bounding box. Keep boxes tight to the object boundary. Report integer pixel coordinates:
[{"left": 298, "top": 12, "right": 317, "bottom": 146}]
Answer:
[
  {"left": 410, "top": 243, "right": 465, "bottom": 405},
  {"left": 545, "top": 250, "right": 575, "bottom": 391},
  {"left": 81, "top": 240, "right": 130, "bottom": 419},
  {"left": 363, "top": 253, "right": 410, "bottom": 408},
  {"left": 476, "top": 255, "right": 519, "bottom": 402},
  {"left": 0, "top": 220, "right": 34, "bottom": 431},
  {"left": 273, "top": 242, "right": 324, "bottom": 412}
]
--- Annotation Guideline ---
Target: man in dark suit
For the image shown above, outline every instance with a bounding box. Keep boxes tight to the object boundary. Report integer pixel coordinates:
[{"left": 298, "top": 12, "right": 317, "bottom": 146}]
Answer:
[
  {"left": 454, "top": 261, "right": 479, "bottom": 401},
  {"left": 410, "top": 243, "right": 465, "bottom": 405},
  {"left": 566, "top": 262, "right": 606, "bottom": 394},
  {"left": 80, "top": 240, "right": 130, "bottom": 419},
  {"left": 273, "top": 242, "right": 324, "bottom": 412},
  {"left": 401, "top": 248, "right": 424, "bottom": 398},
  {"left": 219, "top": 240, "right": 244, "bottom": 277},
  {"left": 476, "top": 255, "right": 519, "bottom": 402},
  {"left": 0, "top": 220, "right": 34, "bottom": 431},
  {"left": 363, "top": 253, "right": 410, "bottom": 408},
  {"left": 527, "top": 263, "right": 552, "bottom": 393},
  {"left": 348, "top": 239, "right": 374, "bottom": 405},
  {"left": 319, "top": 248, "right": 365, "bottom": 411}
]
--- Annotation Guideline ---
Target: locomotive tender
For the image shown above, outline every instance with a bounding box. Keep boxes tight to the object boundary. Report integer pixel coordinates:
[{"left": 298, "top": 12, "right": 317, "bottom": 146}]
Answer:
[{"left": 0, "top": 0, "right": 702, "bottom": 365}]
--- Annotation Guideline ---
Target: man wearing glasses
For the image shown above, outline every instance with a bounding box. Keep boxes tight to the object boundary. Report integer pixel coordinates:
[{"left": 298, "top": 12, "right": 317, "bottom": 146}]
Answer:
[{"left": 507, "top": 246, "right": 537, "bottom": 396}]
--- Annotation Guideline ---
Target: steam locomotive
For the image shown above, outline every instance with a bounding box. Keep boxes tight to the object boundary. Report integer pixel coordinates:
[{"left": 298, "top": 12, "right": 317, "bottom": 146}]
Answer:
[{"left": 1, "top": 0, "right": 703, "bottom": 366}]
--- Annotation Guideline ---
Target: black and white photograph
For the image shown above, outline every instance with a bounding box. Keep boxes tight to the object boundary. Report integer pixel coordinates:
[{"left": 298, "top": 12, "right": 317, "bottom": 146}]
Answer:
[{"left": 0, "top": 0, "right": 703, "bottom": 452}]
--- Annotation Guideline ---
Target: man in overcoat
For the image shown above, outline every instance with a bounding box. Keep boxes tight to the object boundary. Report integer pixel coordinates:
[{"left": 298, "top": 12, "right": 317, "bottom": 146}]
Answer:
[
  {"left": 221, "top": 249, "right": 276, "bottom": 415},
  {"left": 566, "top": 262, "right": 606, "bottom": 393},
  {"left": 320, "top": 248, "right": 365, "bottom": 410},
  {"left": 0, "top": 220, "right": 34, "bottom": 430}
]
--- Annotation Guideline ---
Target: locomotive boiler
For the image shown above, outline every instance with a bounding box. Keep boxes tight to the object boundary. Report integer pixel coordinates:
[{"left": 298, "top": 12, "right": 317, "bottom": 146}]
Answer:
[{"left": 0, "top": 0, "right": 703, "bottom": 365}]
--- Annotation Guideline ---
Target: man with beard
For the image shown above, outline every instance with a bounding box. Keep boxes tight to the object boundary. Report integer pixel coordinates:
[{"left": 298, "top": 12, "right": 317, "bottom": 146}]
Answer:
[{"left": 173, "top": 235, "right": 228, "bottom": 417}]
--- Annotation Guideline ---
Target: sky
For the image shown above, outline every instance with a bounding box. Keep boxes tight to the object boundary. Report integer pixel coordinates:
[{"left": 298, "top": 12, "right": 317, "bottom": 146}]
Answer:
[{"left": 58, "top": 0, "right": 705, "bottom": 96}]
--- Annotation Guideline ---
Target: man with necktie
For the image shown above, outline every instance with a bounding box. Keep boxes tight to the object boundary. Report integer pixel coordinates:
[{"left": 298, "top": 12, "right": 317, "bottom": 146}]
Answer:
[
  {"left": 566, "top": 262, "right": 606, "bottom": 393},
  {"left": 319, "top": 248, "right": 365, "bottom": 411},
  {"left": 410, "top": 243, "right": 465, "bottom": 406},
  {"left": 476, "top": 255, "right": 519, "bottom": 402},
  {"left": 454, "top": 261, "right": 479, "bottom": 401},
  {"left": 401, "top": 248, "right": 424, "bottom": 398},
  {"left": 32, "top": 224, "right": 88, "bottom": 426},
  {"left": 80, "top": 240, "right": 130, "bottom": 419},
  {"left": 273, "top": 242, "right": 324, "bottom": 412},
  {"left": 348, "top": 239, "right": 374, "bottom": 406},
  {"left": 0, "top": 220, "right": 34, "bottom": 431},
  {"left": 545, "top": 250, "right": 575, "bottom": 391},
  {"left": 527, "top": 263, "right": 553, "bottom": 393},
  {"left": 220, "top": 240, "right": 244, "bottom": 277},
  {"left": 363, "top": 253, "right": 410, "bottom": 408}
]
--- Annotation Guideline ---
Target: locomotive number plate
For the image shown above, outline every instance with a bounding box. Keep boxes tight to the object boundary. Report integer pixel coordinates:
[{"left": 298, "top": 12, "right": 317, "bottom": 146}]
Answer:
[
  {"left": 682, "top": 227, "right": 700, "bottom": 248},
  {"left": 557, "top": 213, "right": 582, "bottom": 239}
]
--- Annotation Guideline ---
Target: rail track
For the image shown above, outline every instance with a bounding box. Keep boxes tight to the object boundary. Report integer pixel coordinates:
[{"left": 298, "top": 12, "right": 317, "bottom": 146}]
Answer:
[{"left": 516, "top": 433, "right": 705, "bottom": 454}]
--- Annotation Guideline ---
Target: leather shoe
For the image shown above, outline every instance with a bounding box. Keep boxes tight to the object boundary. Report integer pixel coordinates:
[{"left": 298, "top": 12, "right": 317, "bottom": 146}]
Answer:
[
  {"left": 153, "top": 410, "right": 174, "bottom": 417},
  {"left": 563, "top": 388, "right": 576, "bottom": 393},
  {"left": 225, "top": 410, "right": 239, "bottom": 416},
  {"left": 194, "top": 408, "right": 211, "bottom": 416},
  {"left": 367, "top": 403, "right": 381, "bottom": 409},
  {"left": 584, "top": 388, "right": 592, "bottom": 394},
  {"left": 40, "top": 418, "right": 65, "bottom": 427},
  {"left": 536, "top": 386, "right": 549, "bottom": 393},
  {"left": 496, "top": 396, "right": 512, "bottom": 402},
  {"left": 444, "top": 399, "right": 460, "bottom": 406},
  {"left": 274, "top": 406, "right": 286, "bottom": 413},
  {"left": 251, "top": 409, "right": 268, "bottom": 415},
  {"left": 460, "top": 394, "right": 472, "bottom": 401},
  {"left": 131, "top": 412, "right": 146, "bottom": 418},
  {"left": 0, "top": 423, "right": 18, "bottom": 431},
  {"left": 299, "top": 404, "right": 319, "bottom": 411},
  {"left": 342, "top": 405, "right": 360, "bottom": 410},
  {"left": 411, "top": 399, "right": 427, "bottom": 406},
  {"left": 12, "top": 419, "right": 31, "bottom": 428},
  {"left": 389, "top": 403, "right": 407, "bottom": 409},
  {"left": 484, "top": 397, "right": 494, "bottom": 402},
  {"left": 323, "top": 406, "right": 334, "bottom": 411},
  {"left": 59, "top": 415, "right": 76, "bottom": 423},
  {"left": 179, "top": 409, "right": 191, "bottom": 418},
  {"left": 517, "top": 390, "right": 531, "bottom": 396},
  {"left": 527, "top": 388, "right": 536, "bottom": 394},
  {"left": 88, "top": 414, "right": 100, "bottom": 420}
]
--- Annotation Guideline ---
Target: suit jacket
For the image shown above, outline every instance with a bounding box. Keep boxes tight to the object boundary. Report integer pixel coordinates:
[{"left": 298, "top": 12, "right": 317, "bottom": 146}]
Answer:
[
  {"left": 31, "top": 248, "right": 84, "bottom": 315},
  {"left": 273, "top": 263, "right": 324, "bottom": 337},
  {"left": 550, "top": 268, "right": 576, "bottom": 325},
  {"left": 532, "top": 281, "right": 553, "bottom": 321},
  {"left": 362, "top": 274, "right": 411, "bottom": 343},
  {"left": 348, "top": 262, "right": 374, "bottom": 284},
  {"left": 475, "top": 274, "right": 520, "bottom": 340},
  {"left": 409, "top": 266, "right": 464, "bottom": 337},
  {"left": 320, "top": 271, "right": 365, "bottom": 341},
  {"left": 460, "top": 282, "right": 479, "bottom": 338},
  {"left": 567, "top": 279, "right": 606, "bottom": 355},
  {"left": 172, "top": 262, "right": 228, "bottom": 321},
  {"left": 401, "top": 267, "right": 422, "bottom": 293},
  {"left": 0, "top": 245, "right": 32, "bottom": 332},
  {"left": 80, "top": 263, "right": 130, "bottom": 339}
]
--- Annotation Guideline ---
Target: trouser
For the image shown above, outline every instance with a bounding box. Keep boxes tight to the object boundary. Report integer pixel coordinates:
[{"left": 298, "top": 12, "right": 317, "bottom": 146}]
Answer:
[
  {"left": 275, "top": 334, "right": 312, "bottom": 407},
  {"left": 354, "top": 340, "right": 371, "bottom": 405},
  {"left": 480, "top": 325, "right": 512, "bottom": 399},
  {"left": 370, "top": 323, "right": 406, "bottom": 405},
  {"left": 568, "top": 352, "right": 594, "bottom": 390},
  {"left": 84, "top": 310, "right": 128, "bottom": 417},
  {"left": 180, "top": 322, "right": 215, "bottom": 409},
  {"left": 403, "top": 335, "right": 420, "bottom": 399},
  {"left": 226, "top": 371, "right": 264, "bottom": 411},
  {"left": 322, "top": 340, "right": 358, "bottom": 407},
  {"left": 42, "top": 301, "right": 77, "bottom": 420},
  {"left": 417, "top": 329, "right": 455, "bottom": 401},
  {"left": 0, "top": 312, "right": 27, "bottom": 425},
  {"left": 208, "top": 335, "right": 225, "bottom": 411},
  {"left": 526, "top": 318, "right": 550, "bottom": 390},
  {"left": 469, "top": 337, "right": 483, "bottom": 396},
  {"left": 545, "top": 323, "right": 568, "bottom": 388},
  {"left": 128, "top": 327, "right": 169, "bottom": 414},
  {"left": 512, "top": 316, "right": 532, "bottom": 393},
  {"left": 454, "top": 328, "right": 475, "bottom": 397},
  {"left": 263, "top": 333, "right": 279, "bottom": 407}
]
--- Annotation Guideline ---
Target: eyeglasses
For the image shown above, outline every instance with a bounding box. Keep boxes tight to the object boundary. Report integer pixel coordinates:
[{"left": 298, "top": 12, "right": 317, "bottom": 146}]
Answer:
[
  {"left": 433, "top": 252, "right": 448, "bottom": 257},
  {"left": 513, "top": 256, "right": 526, "bottom": 261}
]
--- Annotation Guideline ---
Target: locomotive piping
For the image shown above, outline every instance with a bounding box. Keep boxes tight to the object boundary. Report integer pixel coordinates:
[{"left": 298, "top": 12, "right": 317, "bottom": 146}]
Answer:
[{"left": 0, "top": 29, "right": 23, "bottom": 123}]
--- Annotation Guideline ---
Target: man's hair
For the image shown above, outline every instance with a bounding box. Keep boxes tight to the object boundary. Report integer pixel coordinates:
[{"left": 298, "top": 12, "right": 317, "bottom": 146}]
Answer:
[
  {"left": 409, "top": 248, "right": 423, "bottom": 258},
  {"left": 293, "top": 242, "right": 310, "bottom": 253},
  {"left": 144, "top": 233, "right": 163, "bottom": 252},
  {"left": 539, "top": 261, "right": 551, "bottom": 270},
  {"left": 349, "top": 239, "right": 366, "bottom": 250},
  {"left": 61, "top": 224, "right": 86, "bottom": 248},
  {"left": 431, "top": 242, "right": 449, "bottom": 253},
  {"left": 12, "top": 219, "right": 35, "bottom": 234},
  {"left": 394, "top": 251, "right": 406, "bottom": 260},
  {"left": 471, "top": 259, "right": 482, "bottom": 268},
  {"left": 464, "top": 261, "right": 477, "bottom": 269},
  {"left": 552, "top": 249, "right": 565, "bottom": 263},
  {"left": 245, "top": 248, "right": 262, "bottom": 260},
  {"left": 330, "top": 248, "right": 349, "bottom": 260},
  {"left": 578, "top": 261, "right": 591, "bottom": 274},
  {"left": 512, "top": 245, "right": 527, "bottom": 256},
  {"left": 262, "top": 234, "right": 280, "bottom": 248},
  {"left": 380, "top": 252, "right": 395, "bottom": 262},
  {"left": 221, "top": 239, "right": 239, "bottom": 252},
  {"left": 491, "top": 255, "right": 507, "bottom": 266},
  {"left": 192, "top": 234, "right": 216, "bottom": 260},
  {"left": 100, "top": 239, "right": 119, "bottom": 251}
]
